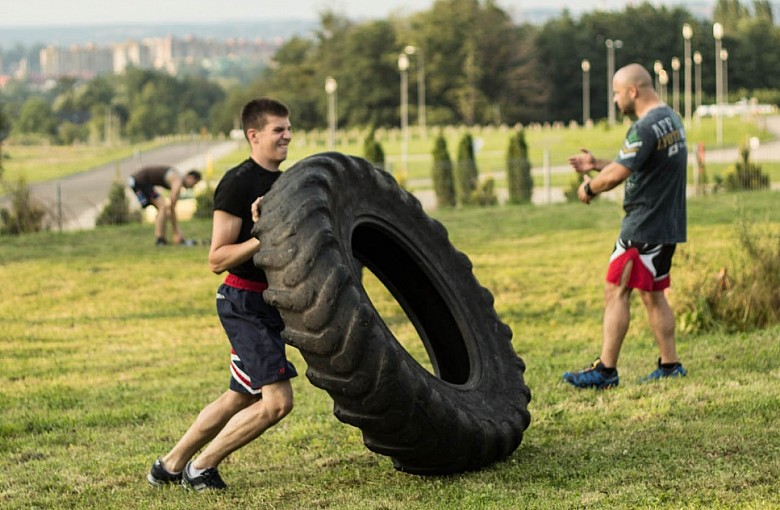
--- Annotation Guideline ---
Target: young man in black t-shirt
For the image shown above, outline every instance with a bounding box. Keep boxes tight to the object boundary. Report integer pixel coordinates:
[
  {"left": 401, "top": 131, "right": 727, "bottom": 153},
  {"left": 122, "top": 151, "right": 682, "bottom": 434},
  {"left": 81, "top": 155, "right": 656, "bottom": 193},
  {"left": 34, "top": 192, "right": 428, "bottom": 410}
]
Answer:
[{"left": 147, "top": 98, "right": 296, "bottom": 491}]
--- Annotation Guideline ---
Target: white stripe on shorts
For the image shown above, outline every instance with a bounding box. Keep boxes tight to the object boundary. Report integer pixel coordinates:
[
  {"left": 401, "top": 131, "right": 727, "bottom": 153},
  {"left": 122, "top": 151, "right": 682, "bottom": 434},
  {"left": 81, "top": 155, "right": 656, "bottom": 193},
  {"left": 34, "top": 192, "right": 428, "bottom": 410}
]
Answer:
[{"left": 230, "top": 353, "right": 262, "bottom": 395}]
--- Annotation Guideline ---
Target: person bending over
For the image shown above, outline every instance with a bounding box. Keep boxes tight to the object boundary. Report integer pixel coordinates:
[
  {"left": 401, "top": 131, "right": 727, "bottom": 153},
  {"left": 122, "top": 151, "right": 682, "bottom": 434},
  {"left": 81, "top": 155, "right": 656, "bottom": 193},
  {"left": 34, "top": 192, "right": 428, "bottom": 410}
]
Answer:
[{"left": 128, "top": 165, "right": 201, "bottom": 246}]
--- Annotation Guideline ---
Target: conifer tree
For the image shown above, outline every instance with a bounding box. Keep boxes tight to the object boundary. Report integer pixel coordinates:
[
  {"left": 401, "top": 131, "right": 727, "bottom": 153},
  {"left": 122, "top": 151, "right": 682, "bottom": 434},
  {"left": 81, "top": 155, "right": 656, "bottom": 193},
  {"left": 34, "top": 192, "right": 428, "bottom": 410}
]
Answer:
[
  {"left": 96, "top": 180, "right": 141, "bottom": 226},
  {"left": 363, "top": 129, "right": 385, "bottom": 170},
  {"left": 431, "top": 132, "right": 456, "bottom": 208},
  {"left": 516, "top": 129, "right": 533, "bottom": 203},
  {"left": 506, "top": 131, "right": 523, "bottom": 203},
  {"left": 456, "top": 133, "right": 478, "bottom": 205}
]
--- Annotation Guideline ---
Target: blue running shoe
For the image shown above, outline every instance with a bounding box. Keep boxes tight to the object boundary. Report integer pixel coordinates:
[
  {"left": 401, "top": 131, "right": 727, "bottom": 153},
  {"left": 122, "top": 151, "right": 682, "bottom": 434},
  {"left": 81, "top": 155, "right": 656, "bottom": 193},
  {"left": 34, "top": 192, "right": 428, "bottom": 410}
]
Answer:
[
  {"left": 640, "top": 358, "right": 687, "bottom": 383},
  {"left": 563, "top": 358, "right": 619, "bottom": 389}
]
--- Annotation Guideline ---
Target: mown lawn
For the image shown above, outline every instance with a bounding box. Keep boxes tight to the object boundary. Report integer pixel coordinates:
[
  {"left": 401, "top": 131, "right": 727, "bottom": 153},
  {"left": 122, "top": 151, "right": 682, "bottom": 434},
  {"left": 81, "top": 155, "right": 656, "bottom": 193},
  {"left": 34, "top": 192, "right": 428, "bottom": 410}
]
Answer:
[
  {"left": 1, "top": 140, "right": 164, "bottom": 184},
  {"left": 1, "top": 190, "right": 779, "bottom": 509},
  {"left": 202, "top": 115, "right": 773, "bottom": 186},
  {"left": 3, "top": 116, "right": 769, "bottom": 186}
]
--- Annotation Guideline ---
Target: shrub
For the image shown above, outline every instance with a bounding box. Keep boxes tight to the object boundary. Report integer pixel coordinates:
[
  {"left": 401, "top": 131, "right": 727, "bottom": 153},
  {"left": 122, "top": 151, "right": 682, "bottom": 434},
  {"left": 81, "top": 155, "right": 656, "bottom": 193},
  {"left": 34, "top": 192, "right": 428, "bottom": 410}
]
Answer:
[
  {"left": 363, "top": 130, "right": 385, "bottom": 170},
  {"left": 564, "top": 174, "right": 583, "bottom": 203},
  {"left": 96, "top": 180, "right": 141, "bottom": 226},
  {"left": 563, "top": 174, "right": 598, "bottom": 203},
  {"left": 506, "top": 129, "right": 533, "bottom": 204},
  {"left": 722, "top": 145, "right": 770, "bottom": 192},
  {"left": 57, "top": 121, "right": 88, "bottom": 145},
  {"left": 0, "top": 177, "right": 46, "bottom": 235},
  {"left": 194, "top": 182, "right": 215, "bottom": 219},
  {"left": 470, "top": 178, "right": 498, "bottom": 207},
  {"left": 456, "top": 133, "right": 478, "bottom": 205},
  {"left": 677, "top": 219, "right": 780, "bottom": 334},
  {"left": 431, "top": 132, "right": 456, "bottom": 208}
]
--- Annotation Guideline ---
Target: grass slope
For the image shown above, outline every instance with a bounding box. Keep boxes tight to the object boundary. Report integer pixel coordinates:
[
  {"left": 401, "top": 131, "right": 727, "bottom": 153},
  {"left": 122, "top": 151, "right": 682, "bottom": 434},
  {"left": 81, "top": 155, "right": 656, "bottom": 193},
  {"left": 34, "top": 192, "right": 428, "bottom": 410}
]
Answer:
[{"left": 1, "top": 191, "right": 779, "bottom": 509}]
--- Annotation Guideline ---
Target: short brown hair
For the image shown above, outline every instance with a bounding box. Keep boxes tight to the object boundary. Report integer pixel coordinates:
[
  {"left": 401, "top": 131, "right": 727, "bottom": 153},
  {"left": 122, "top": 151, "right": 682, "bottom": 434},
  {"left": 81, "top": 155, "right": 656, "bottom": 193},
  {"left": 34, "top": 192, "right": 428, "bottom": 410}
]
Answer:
[{"left": 240, "top": 98, "right": 290, "bottom": 139}]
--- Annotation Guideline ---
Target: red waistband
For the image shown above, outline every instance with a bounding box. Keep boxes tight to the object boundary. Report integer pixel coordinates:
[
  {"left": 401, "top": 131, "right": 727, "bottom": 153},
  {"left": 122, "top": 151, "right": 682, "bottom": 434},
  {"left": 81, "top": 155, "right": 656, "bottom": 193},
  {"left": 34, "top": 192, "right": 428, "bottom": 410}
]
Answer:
[{"left": 225, "top": 273, "right": 268, "bottom": 293}]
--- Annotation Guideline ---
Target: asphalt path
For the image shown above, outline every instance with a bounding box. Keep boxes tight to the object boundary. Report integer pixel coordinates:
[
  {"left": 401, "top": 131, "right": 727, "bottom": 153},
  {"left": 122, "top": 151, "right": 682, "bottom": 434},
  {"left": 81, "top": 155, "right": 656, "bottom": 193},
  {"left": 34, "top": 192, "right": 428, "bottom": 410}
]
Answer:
[{"left": 1, "top": 139, "right": 239, "bottom": 230}]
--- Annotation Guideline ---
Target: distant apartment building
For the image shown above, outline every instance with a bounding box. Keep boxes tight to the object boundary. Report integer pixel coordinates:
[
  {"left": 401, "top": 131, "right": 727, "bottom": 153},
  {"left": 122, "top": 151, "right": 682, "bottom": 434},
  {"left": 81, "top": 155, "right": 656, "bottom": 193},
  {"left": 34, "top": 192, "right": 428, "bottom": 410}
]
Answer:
[
  {"left": 40, "top": 43, "right": 114, "bottom": 79},
  {"left": 38, "top": 35, "right": 277, "bottom": 79},
  {"left": 112, "top": 40, "right": 154, "bottom": 74}
]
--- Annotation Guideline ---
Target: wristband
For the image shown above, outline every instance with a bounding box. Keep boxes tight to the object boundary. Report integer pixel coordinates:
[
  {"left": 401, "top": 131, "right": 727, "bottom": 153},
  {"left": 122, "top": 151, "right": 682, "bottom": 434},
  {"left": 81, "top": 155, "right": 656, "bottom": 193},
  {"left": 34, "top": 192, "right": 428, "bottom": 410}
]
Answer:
[{"left": 584, "top": 181, "right": 596, "bottom": 197}]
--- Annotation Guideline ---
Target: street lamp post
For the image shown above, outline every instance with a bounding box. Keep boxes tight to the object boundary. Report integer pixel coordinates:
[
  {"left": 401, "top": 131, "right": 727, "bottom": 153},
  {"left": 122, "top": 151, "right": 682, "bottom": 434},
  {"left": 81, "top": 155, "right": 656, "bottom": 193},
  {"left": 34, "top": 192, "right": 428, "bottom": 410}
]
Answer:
[
  {"left": 693, "top": 51, "right": 702, "bottom": 122},
  {"left": 398, "top": 52, "right": 410, "bottom": 174},
  {"left": 653, "top": 60, "right": 663, "bottom": 95},
  {"left": 404, "top": 45, "right": 426, "bottom": 137},
  {"left": 325, "top": 76, "right": 338, "bottom": 149},
  {"left": 606, "top": 39, "right": 623, "bottom": 126},
  {"left": 659, "top": 69, "right": 669, "bottom": 103},
  {"left": 682, "top": 23, "right": 693, "bottom": 126},
  {"left": 671, "top": 57, "right": 680, "bottom": 114},
  {"left": 723, "top": 50, "right": 730, "bottom": 103},
  {"left": 581, "top": 58, "right": 591, "bottom": 126},
  {"left": 713, "top": 22, "right": 724, "bottom": 145}
]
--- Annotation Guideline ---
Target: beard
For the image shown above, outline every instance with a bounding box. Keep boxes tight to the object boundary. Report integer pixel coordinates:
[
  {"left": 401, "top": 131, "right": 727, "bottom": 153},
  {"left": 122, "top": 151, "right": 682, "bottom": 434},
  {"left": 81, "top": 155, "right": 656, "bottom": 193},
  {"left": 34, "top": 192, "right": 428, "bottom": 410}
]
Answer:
[{"left": 618, "top": 102, "right": 638, "bottom": 121}]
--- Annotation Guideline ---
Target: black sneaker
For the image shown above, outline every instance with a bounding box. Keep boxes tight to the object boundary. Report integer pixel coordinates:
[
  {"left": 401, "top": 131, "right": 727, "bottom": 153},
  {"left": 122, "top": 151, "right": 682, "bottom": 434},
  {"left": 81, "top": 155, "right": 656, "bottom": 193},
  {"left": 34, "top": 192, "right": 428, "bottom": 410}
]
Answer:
[
  {"left": 147, "top": 459, "right": 182, "bottom": 486},
  {"left": 181, "top": 462, "right": 227, "bottom": 492},
  {"left": 155, "top": 237, "right": 168, "bottom": 247}
]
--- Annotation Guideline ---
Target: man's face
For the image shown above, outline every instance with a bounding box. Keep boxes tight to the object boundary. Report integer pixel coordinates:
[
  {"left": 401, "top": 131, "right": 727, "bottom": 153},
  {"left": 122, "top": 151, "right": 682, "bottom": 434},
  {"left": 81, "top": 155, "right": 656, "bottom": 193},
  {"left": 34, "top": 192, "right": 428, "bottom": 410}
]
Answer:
[
  {"left": 184, "top": 175, "right": 199, "bottom": 189},
  {"left": 250, "top": 115, "right": 292, "bottom": 164},
  {"left": 612, "top": 78, "right": 636, "bottom": 118}
]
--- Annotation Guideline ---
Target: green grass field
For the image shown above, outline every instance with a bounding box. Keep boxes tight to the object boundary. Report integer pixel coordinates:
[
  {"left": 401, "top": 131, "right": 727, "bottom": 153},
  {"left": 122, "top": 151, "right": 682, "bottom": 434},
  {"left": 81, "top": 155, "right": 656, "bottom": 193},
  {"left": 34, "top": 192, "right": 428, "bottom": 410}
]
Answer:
[
  {"left": 1, "top": 140, "right": 165, "bottom": 184},
  {"left": 209, "top": 116, "right": 774, "bottom": 190},
  {"left": 1, "top": 189, "right": 779, "bottom": 509},
  {"left": 2, "top": 116, "right": 770, "bottom": 188}
]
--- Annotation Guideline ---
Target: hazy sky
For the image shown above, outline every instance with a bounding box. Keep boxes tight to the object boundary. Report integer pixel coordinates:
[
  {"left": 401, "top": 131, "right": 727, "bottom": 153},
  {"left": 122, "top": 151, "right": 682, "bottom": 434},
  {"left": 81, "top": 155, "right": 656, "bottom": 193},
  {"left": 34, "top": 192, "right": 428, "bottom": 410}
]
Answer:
[{"left": 0, "top": 0, "right": 680, "bottom": 26}]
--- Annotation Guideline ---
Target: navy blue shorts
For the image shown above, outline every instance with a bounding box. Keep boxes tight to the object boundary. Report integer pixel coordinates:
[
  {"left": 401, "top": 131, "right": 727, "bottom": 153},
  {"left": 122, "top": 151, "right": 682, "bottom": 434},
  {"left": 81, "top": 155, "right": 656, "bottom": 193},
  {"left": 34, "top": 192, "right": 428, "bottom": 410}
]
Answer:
[
  {"left": 216, "top": 283, "right": 297, "bottom": 395},
  {"left": 128, "top": 177, "right": 159, "bottom": 208}
]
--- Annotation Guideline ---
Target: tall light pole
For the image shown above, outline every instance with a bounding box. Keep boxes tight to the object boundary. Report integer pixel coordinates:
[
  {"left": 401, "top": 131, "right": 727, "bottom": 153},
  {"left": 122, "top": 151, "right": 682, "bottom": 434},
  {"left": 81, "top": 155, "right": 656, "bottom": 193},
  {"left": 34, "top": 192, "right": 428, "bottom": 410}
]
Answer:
[
  {"left": 581, "top": 58, "right": 591, "bottom": 126},
  {"left": 404, "top": 45, "right": 426, "bottom": 137},
  {"left": 325, "top": 76, "right": 338, "bottom": 149},
  {"left": 605, "top": 39, "right": 623, "bottom": 126},
  {"left": 713, "top": 22, "right": 724, "bottom": 145},
  {"left": 682, "top": 23, "right": 693, "bottom": 126},
  {"left": 659, "top": 69, "right": 669, "bottom": 103},
  {"left": 720, "top": 48, "right": 729, "bottom": 106},
  {"left": 671, "top": 57, "right": 681, "bottom": 113},
  {"left": 693, "top": 51, "right": 703, "bottom": 122},
  {"left": 398, "top": 52, "right": 410, "bottom": 174},
  {"left": 653, "top": 60, "right": 663, "bottom": 95}
]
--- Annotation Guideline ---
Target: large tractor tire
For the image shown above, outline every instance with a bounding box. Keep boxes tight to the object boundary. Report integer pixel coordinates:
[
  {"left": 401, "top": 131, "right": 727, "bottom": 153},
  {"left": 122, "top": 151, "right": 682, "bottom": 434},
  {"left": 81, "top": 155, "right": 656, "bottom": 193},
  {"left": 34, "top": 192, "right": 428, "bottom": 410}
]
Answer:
[{"left": 252, "top": 152, "right": 531, "bottom": 475}]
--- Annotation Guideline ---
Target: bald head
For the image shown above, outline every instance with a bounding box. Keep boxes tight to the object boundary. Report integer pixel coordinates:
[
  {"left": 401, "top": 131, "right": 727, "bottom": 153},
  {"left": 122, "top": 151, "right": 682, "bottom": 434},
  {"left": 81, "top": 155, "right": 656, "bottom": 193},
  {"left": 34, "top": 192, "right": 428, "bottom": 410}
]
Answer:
[
  {"left": 614, "top": 64, "right": 653, "bottom": 90},
  {"left": 612, "top": 63, "right": 660, "bottom": 118}
]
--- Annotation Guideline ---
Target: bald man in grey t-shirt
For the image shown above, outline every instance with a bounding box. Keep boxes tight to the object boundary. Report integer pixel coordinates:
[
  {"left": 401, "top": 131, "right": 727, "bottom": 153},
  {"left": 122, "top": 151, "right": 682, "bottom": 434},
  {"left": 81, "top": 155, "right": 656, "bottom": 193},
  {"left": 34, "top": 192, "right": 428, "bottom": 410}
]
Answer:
[{"left": 562, "top": 63, "right": 688, "bottom": 389}]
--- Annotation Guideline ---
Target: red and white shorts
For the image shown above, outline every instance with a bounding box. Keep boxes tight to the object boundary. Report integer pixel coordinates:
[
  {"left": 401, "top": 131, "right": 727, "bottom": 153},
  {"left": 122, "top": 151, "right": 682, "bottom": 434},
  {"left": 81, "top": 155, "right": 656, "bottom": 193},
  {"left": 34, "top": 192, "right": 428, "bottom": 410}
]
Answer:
[{"left": 606, "top": 239, "right": 676, "bottom": 292}]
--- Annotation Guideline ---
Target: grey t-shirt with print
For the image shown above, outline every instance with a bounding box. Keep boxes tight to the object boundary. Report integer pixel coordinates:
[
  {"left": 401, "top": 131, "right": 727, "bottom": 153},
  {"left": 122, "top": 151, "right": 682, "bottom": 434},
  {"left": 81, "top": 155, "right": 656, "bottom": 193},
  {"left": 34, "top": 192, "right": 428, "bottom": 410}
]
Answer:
[{"left": 614, "top": 105, "right": 687, "bottom": 244}]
